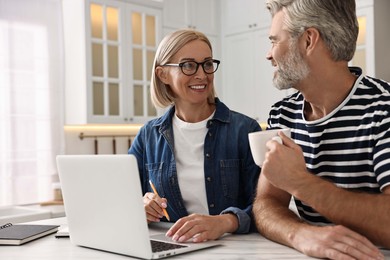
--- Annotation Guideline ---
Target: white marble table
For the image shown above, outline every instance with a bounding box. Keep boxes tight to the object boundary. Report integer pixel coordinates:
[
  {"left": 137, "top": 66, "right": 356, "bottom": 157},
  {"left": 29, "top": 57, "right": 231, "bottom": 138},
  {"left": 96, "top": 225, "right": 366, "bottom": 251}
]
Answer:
[{"left": 1, "top": 217, "right": 389, "bottom": 259}]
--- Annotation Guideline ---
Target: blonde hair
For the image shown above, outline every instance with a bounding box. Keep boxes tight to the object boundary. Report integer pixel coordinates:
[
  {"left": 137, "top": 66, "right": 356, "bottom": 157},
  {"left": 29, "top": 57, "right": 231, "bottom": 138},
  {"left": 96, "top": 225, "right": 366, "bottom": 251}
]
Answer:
[{"left": 151, "top": 29, "right": 217, "bottom": 108}]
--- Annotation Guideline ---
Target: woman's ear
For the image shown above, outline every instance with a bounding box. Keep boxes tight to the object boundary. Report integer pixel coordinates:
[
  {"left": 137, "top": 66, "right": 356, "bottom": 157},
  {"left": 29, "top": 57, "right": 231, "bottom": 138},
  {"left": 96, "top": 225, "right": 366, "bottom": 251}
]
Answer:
[{"left": 155, "top": 66, "right": 169, "bottom": 84}]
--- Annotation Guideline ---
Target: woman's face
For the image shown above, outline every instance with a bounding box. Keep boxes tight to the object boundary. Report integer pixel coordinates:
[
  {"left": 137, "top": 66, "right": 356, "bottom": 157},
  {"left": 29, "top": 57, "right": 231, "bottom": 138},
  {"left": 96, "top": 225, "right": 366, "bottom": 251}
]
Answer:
[{"left": 158, "top": 39, "right": 215, "bottom": 106}]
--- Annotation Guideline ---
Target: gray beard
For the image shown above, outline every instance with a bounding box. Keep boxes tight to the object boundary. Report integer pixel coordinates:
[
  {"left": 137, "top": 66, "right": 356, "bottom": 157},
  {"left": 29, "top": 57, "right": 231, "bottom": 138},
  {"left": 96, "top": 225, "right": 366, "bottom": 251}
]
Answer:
[{"left": 273, "top": 44, "right": 310, "bottom": 91}]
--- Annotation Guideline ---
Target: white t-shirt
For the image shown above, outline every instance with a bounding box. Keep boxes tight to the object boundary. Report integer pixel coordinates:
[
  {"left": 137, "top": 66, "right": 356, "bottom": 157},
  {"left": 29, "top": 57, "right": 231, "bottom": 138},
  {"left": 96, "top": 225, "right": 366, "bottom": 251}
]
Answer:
[{"left": 172, "top": 112, "right": 215, "bottom": 215}]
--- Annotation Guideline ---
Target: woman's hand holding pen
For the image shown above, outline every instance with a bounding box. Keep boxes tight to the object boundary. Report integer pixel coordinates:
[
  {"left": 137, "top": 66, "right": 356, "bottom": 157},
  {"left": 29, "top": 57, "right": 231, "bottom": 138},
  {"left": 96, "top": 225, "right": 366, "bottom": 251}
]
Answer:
[{"left": 143, "top": 192, "right": 169, "bottom": 223}]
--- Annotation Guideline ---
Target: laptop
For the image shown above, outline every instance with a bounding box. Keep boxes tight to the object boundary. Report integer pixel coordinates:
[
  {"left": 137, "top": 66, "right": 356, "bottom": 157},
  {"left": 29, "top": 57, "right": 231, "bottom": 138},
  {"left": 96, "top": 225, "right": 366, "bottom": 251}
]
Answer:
[{"left": 56, "top": 154, "right": 220, "bottom": 259}]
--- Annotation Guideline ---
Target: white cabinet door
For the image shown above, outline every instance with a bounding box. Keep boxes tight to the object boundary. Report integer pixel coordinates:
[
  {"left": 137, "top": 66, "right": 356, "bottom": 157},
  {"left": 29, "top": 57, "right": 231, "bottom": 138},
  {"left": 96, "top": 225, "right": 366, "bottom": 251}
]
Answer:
[
  {"left": 163, "top": 0, "right": 219, "bottom": 36},
  {"left": 223, "top": 32, "right": 258, "bottom": 118},
  {"left": 223, "top": 0, "right": 270, "bottom": 35},
  {"left": 222, "top": 29, "right": 288, "bottom": 123},
  {"left": 189, "top": 0, "right": 219, "bottom": 36},
  {"left": 63, "top": 0, "right": 162, "bottom": 125},
  {"left": 162, "top": 0, "right": 188, "bottom": 29}
]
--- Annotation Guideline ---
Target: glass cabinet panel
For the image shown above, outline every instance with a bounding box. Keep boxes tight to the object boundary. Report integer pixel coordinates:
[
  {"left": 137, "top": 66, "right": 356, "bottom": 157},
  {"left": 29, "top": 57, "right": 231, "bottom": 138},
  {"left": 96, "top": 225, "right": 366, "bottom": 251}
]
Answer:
[
  {"left": 92, "top": 43, "right": 104, "bottom": 77},
  {"left": 93, "top": 82, "right": 104, "bottom": 115},
  {"left": 146, "top": 50, "right": 155, "bottom": 80},
  {"left": 132, "top": 48, "right": 143, "bottom": 81},
  {"left": 132, "top": 12, "right": 142, "bottom": 45},
  {"left": 89, "top": 2, "right": 121, "bottom": 118},
  {"left": 106, "top": 7, "right": 118, "bottom": 41},
  {"left": 146, "top": 15, "right": 156, "bottom": 46},
  {"left": 109, "top": 83, "right": 119, "bottom": 115},
  {"left": 90, "top": 4, "right": 103, "bottom": 38},
  {"left": 108, "top": 45, "right": 118, "bottom": 78},
  {"left": 130, "top": 9, "right": 158, "bottom": 119}
]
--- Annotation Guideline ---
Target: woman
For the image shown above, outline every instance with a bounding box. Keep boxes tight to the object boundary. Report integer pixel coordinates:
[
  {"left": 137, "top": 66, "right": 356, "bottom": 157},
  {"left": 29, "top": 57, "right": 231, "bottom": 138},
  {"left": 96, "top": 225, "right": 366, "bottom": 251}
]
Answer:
[{"left": 128, "top": 29, "right": 261, "bottom": 243}]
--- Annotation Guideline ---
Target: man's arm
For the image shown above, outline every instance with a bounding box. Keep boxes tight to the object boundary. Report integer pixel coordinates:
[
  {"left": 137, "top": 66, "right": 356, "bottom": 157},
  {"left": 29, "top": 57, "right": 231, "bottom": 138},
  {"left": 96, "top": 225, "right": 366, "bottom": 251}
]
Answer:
[
  {"left": 292, "top": 173, "right": 390, "bottom": 247},
  {"left": 253, "top": 173, "right": 303, "bottom": 247},
  {"left": 261, "top": 133, "right": 390, "bottom": 247},
  {"left": 253, "top": 133, "right": 387, "bottom": 259},
  {"left": 253, "top": 173, "right": 385, "bottom": 259}
]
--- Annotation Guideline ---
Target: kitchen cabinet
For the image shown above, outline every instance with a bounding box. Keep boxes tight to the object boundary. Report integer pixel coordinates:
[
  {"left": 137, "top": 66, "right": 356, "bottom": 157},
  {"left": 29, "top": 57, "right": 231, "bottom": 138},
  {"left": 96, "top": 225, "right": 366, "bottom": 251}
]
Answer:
[
  {"left": 222, "top": 29, "right": 289, "bottom": 123},
  {"left": 222, "top": 0, "right": 270, "bottom": 36},
  {"left": 162, "top": 0, "right": 219, "bottom": 36},
  {"left": 62, "top": 0, "right": 162, "bottom": 125},
  {"left": 221, "top": 0, "right": 288, "bottom": 123},
  {"left": 351, "top": 0, "right": 390, "bottom": 81}
]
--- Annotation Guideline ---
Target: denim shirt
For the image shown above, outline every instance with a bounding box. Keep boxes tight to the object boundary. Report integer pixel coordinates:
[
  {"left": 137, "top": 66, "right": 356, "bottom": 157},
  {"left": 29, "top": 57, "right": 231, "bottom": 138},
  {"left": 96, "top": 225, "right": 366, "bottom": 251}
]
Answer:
[{"left": 128, "top": 98, "right": 261, "bottom": 233}]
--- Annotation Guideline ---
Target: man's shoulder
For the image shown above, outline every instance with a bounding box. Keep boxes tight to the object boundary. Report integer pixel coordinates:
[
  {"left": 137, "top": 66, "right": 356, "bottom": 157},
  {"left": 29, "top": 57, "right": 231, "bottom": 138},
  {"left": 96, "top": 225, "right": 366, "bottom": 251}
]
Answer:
[
  {"left": 271, "top": 91, "right": 303, "bottom": 110},
  {"left": 360, "top": 75, "right": 390, "bottom": 96}
]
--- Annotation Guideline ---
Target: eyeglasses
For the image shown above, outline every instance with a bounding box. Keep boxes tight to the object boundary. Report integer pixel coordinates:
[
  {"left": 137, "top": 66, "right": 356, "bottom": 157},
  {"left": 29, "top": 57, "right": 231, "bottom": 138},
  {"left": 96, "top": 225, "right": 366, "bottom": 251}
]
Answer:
[{"left": 162, "top": 59, "right": 220, "bottom": 76}]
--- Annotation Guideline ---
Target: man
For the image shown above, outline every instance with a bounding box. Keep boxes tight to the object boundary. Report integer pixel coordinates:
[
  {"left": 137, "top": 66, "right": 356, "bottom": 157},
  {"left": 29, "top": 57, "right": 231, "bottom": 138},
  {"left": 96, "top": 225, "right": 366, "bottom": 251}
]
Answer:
[{"left": 253, "top": 0, "right": 390, "bottom": 259}]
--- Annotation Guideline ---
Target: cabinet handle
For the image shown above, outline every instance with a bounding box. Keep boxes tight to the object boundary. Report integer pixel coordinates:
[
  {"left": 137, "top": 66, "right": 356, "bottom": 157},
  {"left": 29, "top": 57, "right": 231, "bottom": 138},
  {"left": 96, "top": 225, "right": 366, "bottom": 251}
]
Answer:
[{"left": 124, "top": 118, "right": 128, "bottom": 122}]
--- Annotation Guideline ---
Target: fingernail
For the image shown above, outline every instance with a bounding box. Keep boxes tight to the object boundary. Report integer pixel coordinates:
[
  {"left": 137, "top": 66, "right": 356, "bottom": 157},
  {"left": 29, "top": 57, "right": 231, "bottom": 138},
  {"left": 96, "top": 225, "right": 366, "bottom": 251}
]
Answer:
[
  {"left": 165, "top": 230, "right": 172, "bottom": 237},
  {"left": 161, "top": 202, "right": 167, "bottom": 208},
  {"left": 172, "top": 235, "right": 179, "bottom": 241},
  {"left": 178, "top": 236, "right": 186, "bottom": 242}
]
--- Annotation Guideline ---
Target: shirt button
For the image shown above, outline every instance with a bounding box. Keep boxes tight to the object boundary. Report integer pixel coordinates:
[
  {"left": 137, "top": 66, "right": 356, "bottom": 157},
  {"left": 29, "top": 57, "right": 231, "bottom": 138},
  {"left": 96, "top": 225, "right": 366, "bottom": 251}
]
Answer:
[
  {"left": 205, "top": 153, "right": 210, "bottom": 158},
  {"left": 207, "top": 177, "right": 212, "bottom": 182},
  {"left": 209, "top": 203, "right": 215, "bottom": 208},
  {"left": 208, "top": 132, "right": 212, "bottom": 137}
]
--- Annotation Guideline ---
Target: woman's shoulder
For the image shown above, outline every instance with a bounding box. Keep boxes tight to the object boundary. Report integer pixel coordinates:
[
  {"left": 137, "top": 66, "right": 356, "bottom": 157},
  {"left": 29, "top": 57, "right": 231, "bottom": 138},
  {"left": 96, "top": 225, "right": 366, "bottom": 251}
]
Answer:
[
  {"left": 141, "top": 107, "right": 174, "bottom": 130},
  {"left": 229, "top": 109, "right": 257, "bottom": 122},
  {"left": 216, "top": 98, "right": 259, "bottom": 124}
]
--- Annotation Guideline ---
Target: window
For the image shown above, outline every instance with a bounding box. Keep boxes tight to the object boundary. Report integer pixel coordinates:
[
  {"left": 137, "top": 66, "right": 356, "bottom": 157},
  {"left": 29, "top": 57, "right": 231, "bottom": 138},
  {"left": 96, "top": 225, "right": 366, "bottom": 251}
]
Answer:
[{"left": 0, "top": 0, "right": 64, "bottom": 206}]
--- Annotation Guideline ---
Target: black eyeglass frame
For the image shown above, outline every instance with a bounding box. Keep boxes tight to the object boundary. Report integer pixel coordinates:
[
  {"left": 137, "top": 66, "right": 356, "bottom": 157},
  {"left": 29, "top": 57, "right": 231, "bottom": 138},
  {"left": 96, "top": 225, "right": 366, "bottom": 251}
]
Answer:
[{"left": 162, "top": 59, "right": 220, "bottom": 76}]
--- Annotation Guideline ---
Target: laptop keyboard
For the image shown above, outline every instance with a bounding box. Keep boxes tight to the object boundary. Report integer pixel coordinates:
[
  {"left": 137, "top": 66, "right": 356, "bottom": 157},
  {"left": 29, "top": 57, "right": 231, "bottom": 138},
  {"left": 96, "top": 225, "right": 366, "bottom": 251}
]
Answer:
[{"left": 151, "top": 240, "right": 188, "bottom": 253}]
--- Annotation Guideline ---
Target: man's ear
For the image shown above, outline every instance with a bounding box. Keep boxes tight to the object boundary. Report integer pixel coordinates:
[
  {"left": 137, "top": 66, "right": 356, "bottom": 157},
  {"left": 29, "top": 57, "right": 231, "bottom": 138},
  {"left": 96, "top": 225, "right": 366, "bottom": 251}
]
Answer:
[
  {"left": 156, "top": 66, "right": 169, "bottom": 84},
  {"left": 303, "top": 27, "right": 320, "bottom": 54}
]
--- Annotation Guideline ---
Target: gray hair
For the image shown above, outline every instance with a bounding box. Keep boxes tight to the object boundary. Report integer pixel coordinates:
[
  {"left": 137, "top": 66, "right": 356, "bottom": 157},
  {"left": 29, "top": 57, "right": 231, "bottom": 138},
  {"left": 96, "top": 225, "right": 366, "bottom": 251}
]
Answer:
[
  {"left": 266, "top": 0, "right": 359, "bottom": 61},
  {"left": 151, "top": 29, "right": 216, "bottom": 108}
]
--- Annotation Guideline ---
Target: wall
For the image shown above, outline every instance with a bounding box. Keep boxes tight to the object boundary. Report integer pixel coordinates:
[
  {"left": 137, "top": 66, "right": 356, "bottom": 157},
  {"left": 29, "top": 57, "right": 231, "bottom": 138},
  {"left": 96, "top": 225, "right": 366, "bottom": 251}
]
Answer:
[{"left": 64, "top": 125, "right": 142, "bottom": 154}]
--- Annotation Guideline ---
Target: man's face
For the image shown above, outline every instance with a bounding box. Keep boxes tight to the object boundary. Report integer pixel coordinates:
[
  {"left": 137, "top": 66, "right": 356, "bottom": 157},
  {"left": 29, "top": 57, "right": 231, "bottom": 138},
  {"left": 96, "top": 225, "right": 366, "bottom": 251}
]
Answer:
[
  {"left": 274, "top": 38, "right": 310, "bottom": 90},
  {"left": 267, "top": 10, "right": 309, "bottom": 90}
]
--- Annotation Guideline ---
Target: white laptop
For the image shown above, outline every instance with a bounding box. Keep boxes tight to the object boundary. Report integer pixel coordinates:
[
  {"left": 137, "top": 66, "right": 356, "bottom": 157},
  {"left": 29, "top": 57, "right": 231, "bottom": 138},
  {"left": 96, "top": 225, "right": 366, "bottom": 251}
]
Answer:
[{"left": 56, "top": 154, "right": 220, "bottom": 259}]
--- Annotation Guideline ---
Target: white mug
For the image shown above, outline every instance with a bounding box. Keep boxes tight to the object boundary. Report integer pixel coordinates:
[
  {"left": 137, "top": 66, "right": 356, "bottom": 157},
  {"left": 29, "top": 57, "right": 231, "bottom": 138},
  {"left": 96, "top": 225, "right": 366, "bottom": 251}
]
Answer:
[{"left": 248, "top": 128, "right": 291, "bottom": 166}]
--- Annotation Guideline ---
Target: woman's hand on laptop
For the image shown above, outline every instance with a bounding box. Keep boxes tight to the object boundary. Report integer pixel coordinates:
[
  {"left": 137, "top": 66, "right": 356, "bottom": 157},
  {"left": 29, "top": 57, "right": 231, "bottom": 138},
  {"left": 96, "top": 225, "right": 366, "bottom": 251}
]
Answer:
[
  {"left": 143, "top": 192, "right": 169, "bottom": 223},
  {"left": 166, "top": 213, "right": 238, "bottom": 243}
]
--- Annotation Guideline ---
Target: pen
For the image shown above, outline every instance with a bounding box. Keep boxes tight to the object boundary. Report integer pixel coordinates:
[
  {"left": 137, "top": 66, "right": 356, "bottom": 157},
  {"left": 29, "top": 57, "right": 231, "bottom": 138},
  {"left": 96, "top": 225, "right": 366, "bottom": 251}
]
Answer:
[{"left": 149, "top": 180, "right": 170, "bottom": 221}]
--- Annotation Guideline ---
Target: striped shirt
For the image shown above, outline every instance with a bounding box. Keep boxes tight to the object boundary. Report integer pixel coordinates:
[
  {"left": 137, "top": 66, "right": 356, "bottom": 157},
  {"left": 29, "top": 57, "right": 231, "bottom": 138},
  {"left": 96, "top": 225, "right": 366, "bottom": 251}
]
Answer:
[{"left": 267, "top": 67, "right": 390, "bottom": 225}]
